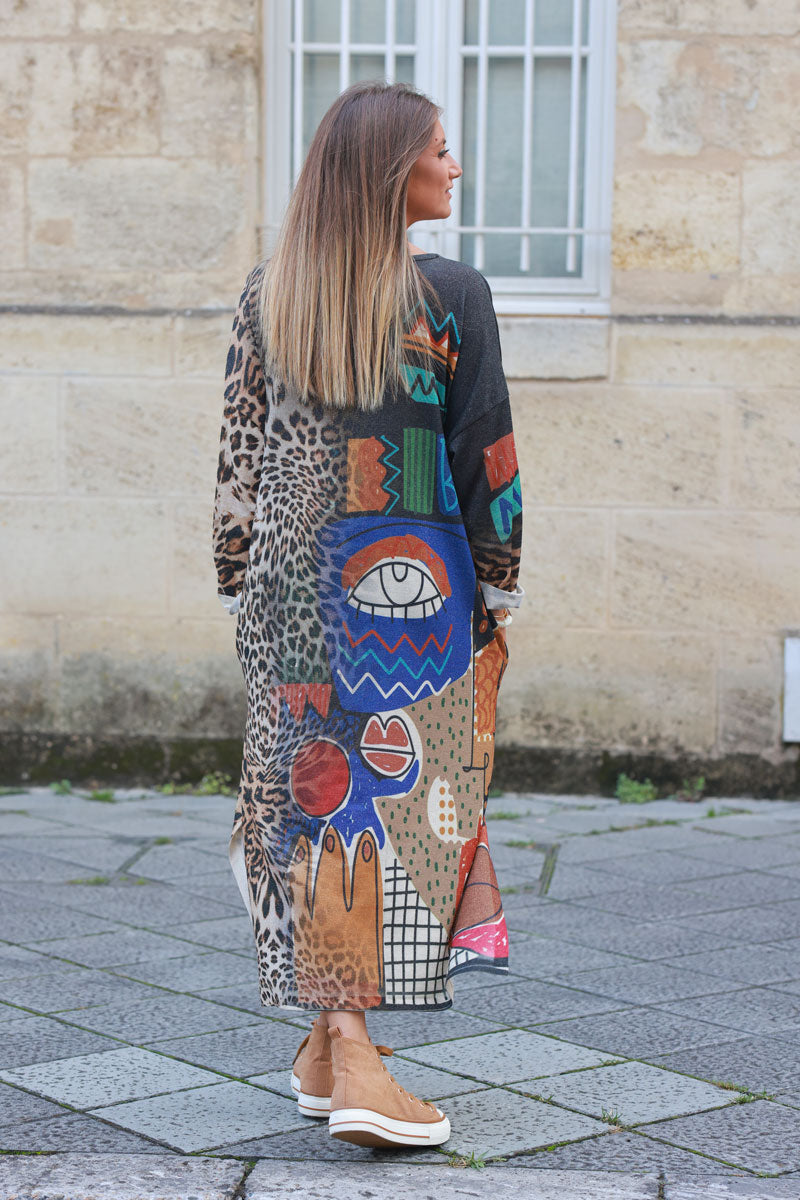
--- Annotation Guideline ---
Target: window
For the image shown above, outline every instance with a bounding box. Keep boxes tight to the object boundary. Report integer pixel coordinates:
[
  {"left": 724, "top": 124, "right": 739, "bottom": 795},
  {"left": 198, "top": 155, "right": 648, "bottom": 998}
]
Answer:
[{"left": 263, "top": 0, "right": 616, "bottom": 314}]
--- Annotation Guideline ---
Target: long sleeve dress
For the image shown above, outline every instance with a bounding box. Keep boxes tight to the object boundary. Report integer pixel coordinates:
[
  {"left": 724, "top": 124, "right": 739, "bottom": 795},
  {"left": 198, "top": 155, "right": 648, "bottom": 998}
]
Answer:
[{"left": 212, "top": 252, "right": 523, "bottom": 1011}]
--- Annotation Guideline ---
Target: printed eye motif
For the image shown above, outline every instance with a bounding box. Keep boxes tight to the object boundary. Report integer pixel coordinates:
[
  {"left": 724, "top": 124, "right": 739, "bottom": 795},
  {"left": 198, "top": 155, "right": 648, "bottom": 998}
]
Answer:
[{"left": 347, "top": 557, "right": 445, "bottom": 619}]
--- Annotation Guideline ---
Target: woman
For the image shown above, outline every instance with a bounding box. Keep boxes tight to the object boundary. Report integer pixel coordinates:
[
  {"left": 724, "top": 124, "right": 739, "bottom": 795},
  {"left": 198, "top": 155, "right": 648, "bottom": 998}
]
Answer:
[{"left": 213, "top": 81, "right": 523, "bottom": 1149}]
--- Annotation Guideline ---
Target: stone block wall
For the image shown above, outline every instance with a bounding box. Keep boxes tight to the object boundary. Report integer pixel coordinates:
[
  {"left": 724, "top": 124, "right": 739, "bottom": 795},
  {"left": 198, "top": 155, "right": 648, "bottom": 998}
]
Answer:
[{"left": 1, "top": 0, "right": 798, "bottom": 792}]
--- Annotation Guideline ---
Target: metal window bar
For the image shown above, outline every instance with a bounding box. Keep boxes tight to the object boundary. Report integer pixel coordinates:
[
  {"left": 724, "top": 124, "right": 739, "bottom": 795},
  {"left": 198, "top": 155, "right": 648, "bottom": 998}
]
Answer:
[
  {"left": 340, "top": 0, "right": 350, "bottom": 90},
  {"left": 385, "top": 0, "right": 396, "bottom": 79},
  {"left": 291, "top": 0, "right": 304, "bottom": 184},
  {"left": 519, "top": 0, "right": 535, "bottom": 271},
  {"left": 566, "top": 0, "right": 583, "bottom": 272},
  {"left": 472, "top": 0, "right": 490, "bottom": 272}
]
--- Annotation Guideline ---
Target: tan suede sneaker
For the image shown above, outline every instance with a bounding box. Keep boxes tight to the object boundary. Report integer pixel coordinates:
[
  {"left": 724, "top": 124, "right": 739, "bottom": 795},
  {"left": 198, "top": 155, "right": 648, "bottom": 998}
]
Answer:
[
  {"left": 290, "top": 1017, "right": 333, "bottom": 1117},
  {"left": 327, "top": 1025, "right": 451, "bottom": 1147}
]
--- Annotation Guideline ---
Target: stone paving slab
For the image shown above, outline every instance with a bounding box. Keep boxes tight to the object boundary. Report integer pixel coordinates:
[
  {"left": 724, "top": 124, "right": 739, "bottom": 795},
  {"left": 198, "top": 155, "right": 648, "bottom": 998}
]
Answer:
[
  {"left": 1, "top": 900, "right": 118, "bottom": 943},
  {"left": 676, "top": 871, "right": 800, "bottom": 908},
  {"left": 0, "top": 1111, "right": 166, "bottom": 1152},
  {"left": 649, "top": 1033, "right": 800, "bottom": 1094},
  {"left": 452, "top": 977, "right": 632, "bottom": 1026},
  {"left": 540, "top": 1007, "right": 744, "bottom": 1059},
  {"left": 661, "top": 944, "right": 800, "bottom": 986},
  {"left": 582, "top": 851, "right": 741, "bottom": 886},
  {"left": 148, "top": 1019, "right": 309, "bottom": 1077},
  {"left": 2, "top": 789, "right": 800, "bottom": 1178},
  {"left": 519, "top": 1060, "right": 735, "bottom": 1126},
  {"left": 247, "top": 1162, "right": 661, "bottom": 1198},
  {"left": 133, "top": 845, "right": 235, "bottom": 881},
  {"left": 0, "top": 1153, "right": 245, "bottom": 1198},
  {"left": 665, "top": 1180, "right": 800, "bottom": 1199},
  {"left": 10, "top": 880, "right": 237, "bottom": 928},
  {"left": 638, "top": 1100, "right": 800, "bottom": 1174},
  {"left": 655, "top": 987, "right": 800, "bottom": 1038},
  {"left": 507, "top": 1130, "right": 747, "bottom": 1175},
  {"left": 397, "top": 1029, "right": 618, "bottom": 1085},
  {"left": 678, "top": 836, "right": 800, "bottom": 870},
  {"left": 0, "top": 964, "right": 158, "bottom": 1013},
  {"left": 570, "top": 883, "right": 741, "bottom": 921},
  {"left": 27, "top": 928, "right": 201, "bottom": 968},
  {"left": 1, "top": 834, "right": 154, "bottom": 874},
  {"left": 365, "top": 1006, "right": 509, "bottom": 1047},
  {"left": 505, "top": 934, "right": 635, "bottom": 979},
  {"left": 0, "top": 1079, "right": 69, "bottom": 1124},
  {"left": 554, "top": 962, "right": 734, "bottom": 1007},
  {"left": 430, "top": 1086, "right": 608, "bottom": 1157},
  {"left": 0, "top": 942, "right": 53, "bottom": 978},
  {"left": 63, "top": 993, "right": 260, "bottom": 1043},
  {"left": 195, "top": 982, "right": 276, "bottom": 1016},
  {"left": 1, "top": 1046, "right": 223, "bottom": 1108},
  {"left": 539, "top": 864, "right": 621, "bottom": 900},
  {"left": 0, "top": 1013, "right": 121, "bottom": 1069},
  {"left": 165, "top": 916, "right": 257, "bottom": 954},
  {"left": 112, "top": 950, "right": 257, "bottom": 993},
  {"left": 90, "top": 1081, "right": 306, "bottom": 1152}
]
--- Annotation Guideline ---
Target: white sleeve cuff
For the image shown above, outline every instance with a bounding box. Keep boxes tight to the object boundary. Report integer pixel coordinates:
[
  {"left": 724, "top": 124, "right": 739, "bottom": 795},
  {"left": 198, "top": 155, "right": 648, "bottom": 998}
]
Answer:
[
  {"left": 218, "top": 592, "right": 241, "bottom": 615},
  {"left": 480, "top": 581, "right": 525, "bottom": 609}
]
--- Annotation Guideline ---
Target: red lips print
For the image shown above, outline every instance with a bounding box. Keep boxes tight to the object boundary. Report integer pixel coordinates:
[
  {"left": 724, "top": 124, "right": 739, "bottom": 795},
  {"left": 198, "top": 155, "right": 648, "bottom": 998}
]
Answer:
[{"left": 360, "top": 713, "right": 416, "bottom": 778}]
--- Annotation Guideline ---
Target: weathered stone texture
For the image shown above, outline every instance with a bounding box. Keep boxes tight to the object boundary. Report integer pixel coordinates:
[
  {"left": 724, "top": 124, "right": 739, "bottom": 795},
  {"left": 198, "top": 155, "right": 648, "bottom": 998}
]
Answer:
[
  {"left": 618, "top": 39, "right": 800, "bottom": 160},
  {"left": 614, "top": 326, "right": 800, "bottom": 388},
  {"left": 511, "top": 382, "right": 723, "bottom": 506},
  {"left": 515, "top": 508, "right": 607, "bottom": 628},
  {"left": 742, "top": 161, "right": 800, "bottom": 276},
  {"left": 612, "top": 169, "right": 740, "bottom": 273},
  {"left": 727, "top": 390, "right": 800, "bottom": 511},
  {"left": 0, "top": 377, "right": 60, "bottom": 494},
  {"left": 58, "top": 618, "right": 242, "bottom": 736},
  {"left": 718, "top": 636, "right": 784, "bottom": 755},
  {"left": 174, "top": 314, "right": 234, "bottom": 379},
  {"left": 0, "top": 165, "right": 25, "bottom": 269},
  {"left": 170, "top": 501, "right": 230, "bottom": 621},
  {"left": 0, "top": 617, "right": 59, "bottom": 733},
  {"left": 28, "top": 158, "right": 248, "bottom": 274},
  {"left": 63, "top": 379, "right": 221, "bottom": 498},
  {"left": 0, "top": 498, "right": 169, "bottom": 618},
  {"left": 0, "top": 314, "right": 173, "bottom": 376},
  {"left": 618, "top": 0, "right": 800, "bottom": 37},
  {"left": 498, "top": 629, "right": 716, "bottom": 753},
  {"left": 78, "top": 0, "right": 255, "bottom": 34},
  {"left": 161, "top": 44, "right": 258, "bottom": 159},
  {"left": 612, "top": 511, "right": 800, "bottom": 632},
  {"left": 499, "top": 318, "right": 610, "bottom": 379},
  {"left": 1, "top": 42, "right": 160, "bottom": 157},
  {"left": 2, "top": 0, "right": 75, "bottom": 36}
]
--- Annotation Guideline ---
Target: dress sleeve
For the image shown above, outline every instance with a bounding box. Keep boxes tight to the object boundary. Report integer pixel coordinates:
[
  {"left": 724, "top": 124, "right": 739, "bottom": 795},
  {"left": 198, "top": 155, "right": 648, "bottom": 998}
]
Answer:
[
  {"left": 212, "top": 268, "right": 268, "bottom": 614},
  {"left": 444, "top": 270, "right": 523, "bottom": 606}
]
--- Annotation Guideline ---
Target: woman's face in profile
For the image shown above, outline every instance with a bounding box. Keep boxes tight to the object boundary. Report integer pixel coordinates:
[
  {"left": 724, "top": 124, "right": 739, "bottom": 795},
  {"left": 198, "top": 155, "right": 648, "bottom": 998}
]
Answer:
[{"left": 406, "top": 119, "right": 462, "bottom": 226}]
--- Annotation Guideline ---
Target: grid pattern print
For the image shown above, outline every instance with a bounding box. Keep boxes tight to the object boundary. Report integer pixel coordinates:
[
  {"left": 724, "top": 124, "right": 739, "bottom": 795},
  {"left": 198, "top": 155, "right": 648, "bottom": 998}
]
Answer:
[{"left": 382, "top": 858, "right": 450, "bottom": 1005}]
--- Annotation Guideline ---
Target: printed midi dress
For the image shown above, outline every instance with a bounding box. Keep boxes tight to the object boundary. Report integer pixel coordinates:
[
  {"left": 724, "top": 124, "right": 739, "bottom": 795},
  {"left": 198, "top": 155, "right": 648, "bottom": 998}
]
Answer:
[{"left": 212, "top": 253, "right": 524, "bottom": 1011}]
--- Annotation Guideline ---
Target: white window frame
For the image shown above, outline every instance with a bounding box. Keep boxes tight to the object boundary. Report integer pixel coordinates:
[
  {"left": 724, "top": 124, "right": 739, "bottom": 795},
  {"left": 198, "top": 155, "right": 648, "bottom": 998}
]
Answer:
[{"left": 262, "top": 0, "right": 617, "bottom": 315}]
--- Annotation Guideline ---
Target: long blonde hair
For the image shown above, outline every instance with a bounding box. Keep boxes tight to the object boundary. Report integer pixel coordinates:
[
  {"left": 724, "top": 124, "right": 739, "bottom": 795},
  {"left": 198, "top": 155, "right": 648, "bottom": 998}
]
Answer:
[{"left": 258, "top": 81, "right": 441, "bottom": 412}]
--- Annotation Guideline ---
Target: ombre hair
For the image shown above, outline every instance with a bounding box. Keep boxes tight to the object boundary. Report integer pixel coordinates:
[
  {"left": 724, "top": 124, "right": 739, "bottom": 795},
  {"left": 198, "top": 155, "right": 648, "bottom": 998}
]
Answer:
[{"left": 258, "top": 81, "right": 441, "bottom": 412}]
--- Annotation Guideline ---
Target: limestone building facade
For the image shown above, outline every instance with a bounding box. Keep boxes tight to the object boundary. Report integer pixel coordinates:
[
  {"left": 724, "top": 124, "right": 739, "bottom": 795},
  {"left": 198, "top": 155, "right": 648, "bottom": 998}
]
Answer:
[{"left": 1, "top": 0, "right": 798, "bottom": 793}]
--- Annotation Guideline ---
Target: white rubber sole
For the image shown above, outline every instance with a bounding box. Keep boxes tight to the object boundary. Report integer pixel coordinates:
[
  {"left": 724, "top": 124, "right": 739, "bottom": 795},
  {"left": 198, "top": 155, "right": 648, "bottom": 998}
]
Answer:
[
  {"left": 328, "top": 1106, "right": 451, "bottom": 1148},
  {"left": 290, "top": 1071, "right": 331, "bottom": 1118}
]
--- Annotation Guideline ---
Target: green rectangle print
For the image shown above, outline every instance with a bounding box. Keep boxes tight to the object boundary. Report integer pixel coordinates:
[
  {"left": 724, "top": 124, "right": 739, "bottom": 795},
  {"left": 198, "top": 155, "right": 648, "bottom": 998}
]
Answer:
[
  {"left": 403, "top": 427, "right": 436, "bottom": 514},
  {"left": 489, "top": 472, "right": 522, "bottom": 541}
]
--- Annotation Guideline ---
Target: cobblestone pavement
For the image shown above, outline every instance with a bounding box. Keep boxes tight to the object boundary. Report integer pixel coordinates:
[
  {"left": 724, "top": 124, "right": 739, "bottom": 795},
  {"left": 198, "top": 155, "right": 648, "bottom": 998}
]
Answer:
[{"left": 1, "top": 786, "right": 800, "bottom": 1197}]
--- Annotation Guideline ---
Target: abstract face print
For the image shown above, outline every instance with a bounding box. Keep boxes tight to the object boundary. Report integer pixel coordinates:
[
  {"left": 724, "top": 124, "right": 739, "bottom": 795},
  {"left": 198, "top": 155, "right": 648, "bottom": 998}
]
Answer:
[{"left": 317, "top": 516, "right": 475, "bottom": 712}]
